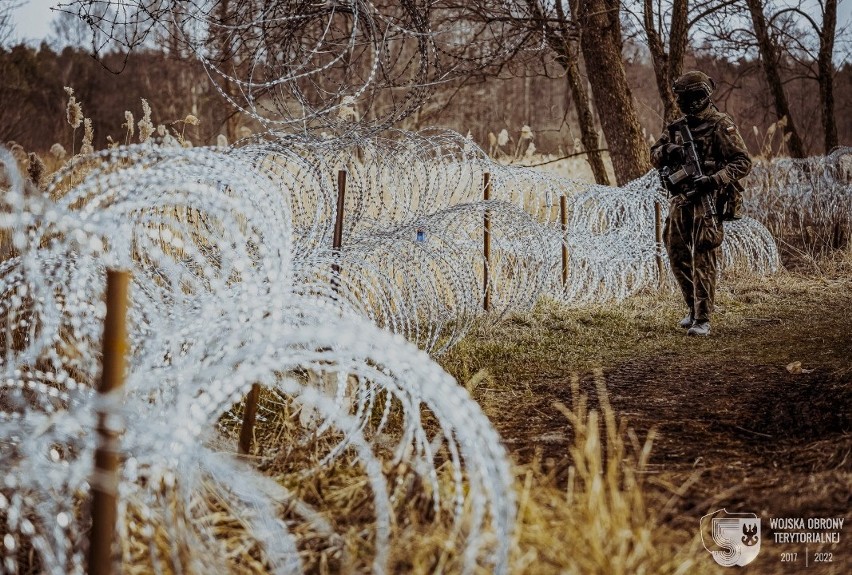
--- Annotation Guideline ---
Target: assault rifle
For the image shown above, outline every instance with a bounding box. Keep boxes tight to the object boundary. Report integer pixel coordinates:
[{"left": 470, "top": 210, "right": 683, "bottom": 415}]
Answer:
[{"left": 658, "top": 118, "right": 719, "bottom": 230}]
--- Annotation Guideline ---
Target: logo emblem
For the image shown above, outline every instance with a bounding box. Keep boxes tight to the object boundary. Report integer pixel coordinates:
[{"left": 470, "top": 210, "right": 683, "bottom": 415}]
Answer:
[{"left": 700, "top": 509, "right": 761, "bottom": 567}]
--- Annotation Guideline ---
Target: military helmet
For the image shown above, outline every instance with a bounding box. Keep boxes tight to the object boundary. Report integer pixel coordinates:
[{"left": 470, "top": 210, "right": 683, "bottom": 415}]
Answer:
[
  {"left": 673, "top": 71, "right": 716, "bottom": 114},
  {"left": 673, "top": 71, "right": 716, "bottom": 94}
]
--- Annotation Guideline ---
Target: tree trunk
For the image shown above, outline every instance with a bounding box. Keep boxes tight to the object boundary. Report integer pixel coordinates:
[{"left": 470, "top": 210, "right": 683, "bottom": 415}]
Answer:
[
  {"left": 667, "top": 0, "right": 688, "bottom": 85},
  {"left": 818, "top": 0, "right": 838, "bottom": 152},
  {"left": 530, "top": 0, "right": 610, "bottom": 185},
  {"left": 745, "top": 0, "right": 806, "bottom": 158},
  {"left": 643, "top": 0, "right": 674, "bottom": 124},
  {"left": 643, "top": 0, "right": 688, "bottom": 125},
  {"left": 576, "top": 0, "right": 650, "bottom": 184},
  {"left": 565, "top": 56, "right": 611, "bottom": 185}
]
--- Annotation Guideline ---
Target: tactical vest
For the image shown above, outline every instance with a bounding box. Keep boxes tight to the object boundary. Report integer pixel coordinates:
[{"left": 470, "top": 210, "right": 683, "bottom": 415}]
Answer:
[{"left": 684, "top": 110, "right": 746, "bottom": 194}]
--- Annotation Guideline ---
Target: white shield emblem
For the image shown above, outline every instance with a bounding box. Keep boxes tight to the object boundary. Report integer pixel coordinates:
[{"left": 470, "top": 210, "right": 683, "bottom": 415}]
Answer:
[{"left": 700, "top": 509, "right": 761, "bottom": 567}]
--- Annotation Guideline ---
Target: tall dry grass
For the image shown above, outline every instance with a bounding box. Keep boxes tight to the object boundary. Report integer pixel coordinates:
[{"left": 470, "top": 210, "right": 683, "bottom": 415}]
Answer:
[{"left": 508, "top": 370, "right": 719, "bottom": 575}]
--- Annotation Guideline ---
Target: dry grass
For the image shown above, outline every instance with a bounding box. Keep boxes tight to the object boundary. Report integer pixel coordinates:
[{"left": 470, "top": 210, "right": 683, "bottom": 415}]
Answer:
[
  {"left": 439, "top": 250, "right": 850, "bottom": 575},
  {"left": 5, "top": 226, "right": 840, "bottom": 574},
  {"left": 508, "top": 371, "right": 721, "bottom": 575},
  {"left": 206, "top": 372, "right": 725, "bottom": 574},
  {"left": 441, "top": 249, "right": 852, "bottom": 384},
  {"left": 194, "top": 361, "right": 730, "bottom": 575},
  {"left": 25, "top": 243, "right": 831, "bottom": 570},
  {"left": 12, "top": 245, "right": 823, "bottom": 574}
]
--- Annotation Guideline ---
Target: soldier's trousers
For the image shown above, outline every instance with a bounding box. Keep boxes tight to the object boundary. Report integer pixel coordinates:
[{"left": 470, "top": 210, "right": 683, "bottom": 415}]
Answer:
[{"left": 664, "top": 198, "right": 721, "bottom": 322}]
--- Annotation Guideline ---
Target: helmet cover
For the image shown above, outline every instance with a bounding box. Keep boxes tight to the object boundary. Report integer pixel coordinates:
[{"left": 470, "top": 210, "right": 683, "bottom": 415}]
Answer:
[{"left": 673, "top": 71, "right": 716, "bottom": 114}]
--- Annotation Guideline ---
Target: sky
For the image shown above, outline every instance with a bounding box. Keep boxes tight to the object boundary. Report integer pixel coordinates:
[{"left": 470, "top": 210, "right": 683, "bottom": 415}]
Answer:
[
  {"left": 10, "top": 0, "right": 66, "bottom": 44},
  {"left": 9, "top": 0, "right": 852, "bottom": 47},
  {"left": 10, "top": 0, "right": 61, "bottom": 44}
]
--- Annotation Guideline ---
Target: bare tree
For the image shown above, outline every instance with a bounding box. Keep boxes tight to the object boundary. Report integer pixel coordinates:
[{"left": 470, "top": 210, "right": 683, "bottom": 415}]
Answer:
[
  {"left": 745, "top": 0, "right": 807, "bottom": 157},
  {"left": 576, "top": 0, "right": 650, "bottom": 184},
  {"left": 771, "top": 0, "right": 840, "bottom": 153},
  {"left": 526, "top": 0, "right": 610, "bottom": 184},
  {"left": 627, "top": 1, "right": 755, "bottom": 127},
  {"left": 817, "top": 0, "right": 839, "bottom": 151},
  {"left": 634, "top": 0, "right": 688, "bottom": 124},
  {"left": 59, "top": 1, "right": 536, "bottom": 133}
]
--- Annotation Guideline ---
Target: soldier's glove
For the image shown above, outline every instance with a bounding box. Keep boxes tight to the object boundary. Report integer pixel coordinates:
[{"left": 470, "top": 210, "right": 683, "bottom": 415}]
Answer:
[
  {"left": 695, "top": 173, "right": 722, "bottom": 194},
  {"left": 662, "top": 143, "right": 685, "bottom": 163}
]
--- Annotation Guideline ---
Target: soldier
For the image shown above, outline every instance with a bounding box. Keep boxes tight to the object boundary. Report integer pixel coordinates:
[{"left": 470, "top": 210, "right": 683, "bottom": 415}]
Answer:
[{"left": 651, "top": 71, "right": 752, "bottom": 336}]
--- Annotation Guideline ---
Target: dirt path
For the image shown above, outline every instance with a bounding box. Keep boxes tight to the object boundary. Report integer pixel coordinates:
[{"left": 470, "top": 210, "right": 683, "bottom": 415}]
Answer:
[{"left": 442, "top": 269, "right": 852, "bottom": 573}]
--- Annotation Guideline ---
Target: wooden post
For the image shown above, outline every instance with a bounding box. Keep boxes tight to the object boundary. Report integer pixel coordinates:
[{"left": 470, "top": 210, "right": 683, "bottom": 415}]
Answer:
[
  {"left": 237, "top": 170, "right": 347, "bottom": 455},
  {"left": 654, "top": 200, "right": 665, "bottom": 285},
  {"left": 238, "top": 383, "right": 261, "bottom": 455},
  {"left": 560, "top": 195, "right": 568, "bottom": 286},
  {"left": 88, "top": 270, "right": 130, "bottom": 575},
  {"left": 332, "top": 169, "right": 347, "bottom": 291},
  {"left": 483, "top": 172, "right": 491, "bottom": 311}
]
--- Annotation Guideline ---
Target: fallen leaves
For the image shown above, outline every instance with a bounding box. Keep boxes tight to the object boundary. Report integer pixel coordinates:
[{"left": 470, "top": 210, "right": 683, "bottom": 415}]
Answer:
[{"left": 786, "top": 361, "right": 814, "bottom": 374}]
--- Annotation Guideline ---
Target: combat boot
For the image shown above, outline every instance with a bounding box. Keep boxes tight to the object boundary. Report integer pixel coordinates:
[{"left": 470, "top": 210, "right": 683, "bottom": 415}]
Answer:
[
  {"left": 678, "top": 312, "right": 694, "bottom": 328},
  {"left": 687, "top": 321, "right": 711, "bottom": 336}
]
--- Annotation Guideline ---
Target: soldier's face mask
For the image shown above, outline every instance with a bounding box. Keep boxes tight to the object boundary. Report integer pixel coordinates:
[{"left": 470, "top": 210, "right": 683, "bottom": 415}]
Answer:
[{"left": 676, "top": 88, "right": 710, "bottom": 115}]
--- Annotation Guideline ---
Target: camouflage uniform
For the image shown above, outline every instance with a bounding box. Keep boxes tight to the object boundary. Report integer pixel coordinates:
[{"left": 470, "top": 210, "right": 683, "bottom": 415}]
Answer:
[{"left": 651, "top": 74, "right": 752, "bottom": 326}]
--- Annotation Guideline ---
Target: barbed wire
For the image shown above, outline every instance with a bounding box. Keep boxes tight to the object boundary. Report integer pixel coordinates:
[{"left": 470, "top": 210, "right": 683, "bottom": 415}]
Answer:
[
  {"left": 0, "top": 130, "right": 788, "bottom": 574},
  {"left": 744, "top": 147, "right": 852, "bottom": 256},
  {"left": 0, "top": 142, "right": 517, "bottom": 575}
]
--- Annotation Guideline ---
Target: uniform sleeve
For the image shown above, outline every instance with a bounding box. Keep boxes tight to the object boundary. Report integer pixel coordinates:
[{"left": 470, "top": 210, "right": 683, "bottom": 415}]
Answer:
[
  {"left": 650, "top": 130, "right": 671, "bottom": 169},
  {"left": 713, "top": 118, "right": 752, "bottom": 185}
]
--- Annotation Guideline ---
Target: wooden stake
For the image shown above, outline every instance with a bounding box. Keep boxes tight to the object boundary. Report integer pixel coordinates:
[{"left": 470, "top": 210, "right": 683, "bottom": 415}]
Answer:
[
  {"left": 237, "top": 171, "right": 347, "bottom": 456},
  {"left": 332, "top": 169, "right": 347, "bottom": 291},
  {"left": 88, "top": 270, "right": 129, "bottom": 575},
  {"left": 483, "top": 172, "right": 491, "bottom": 311},
  {"left": 560, "top": 195, "right": 568, "bottom": 286},
  {"left": 238, "top": 383, "right": 261, "bottom": 455}
]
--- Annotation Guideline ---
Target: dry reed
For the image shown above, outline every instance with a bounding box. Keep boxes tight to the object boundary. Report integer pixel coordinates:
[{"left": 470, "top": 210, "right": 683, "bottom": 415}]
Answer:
[{"left": 508, "top": 371, "right": 719, "bottom": 574}]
